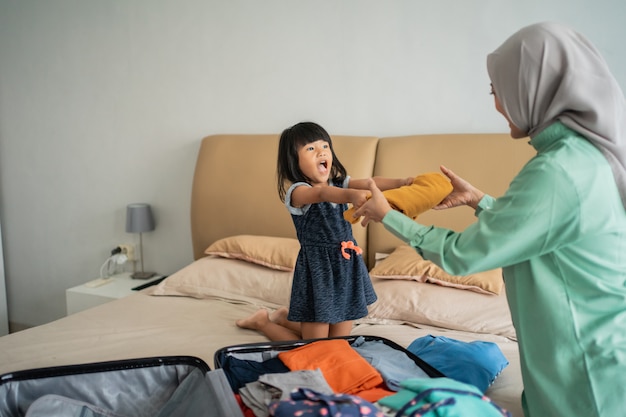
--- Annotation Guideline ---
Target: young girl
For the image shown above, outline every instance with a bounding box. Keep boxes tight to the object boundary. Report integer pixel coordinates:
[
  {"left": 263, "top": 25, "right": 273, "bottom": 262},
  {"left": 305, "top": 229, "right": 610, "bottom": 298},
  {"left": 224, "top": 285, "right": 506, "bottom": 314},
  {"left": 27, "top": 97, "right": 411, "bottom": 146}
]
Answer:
[{"left": 236, "top": 121, "right": 411, "bottom": 341}]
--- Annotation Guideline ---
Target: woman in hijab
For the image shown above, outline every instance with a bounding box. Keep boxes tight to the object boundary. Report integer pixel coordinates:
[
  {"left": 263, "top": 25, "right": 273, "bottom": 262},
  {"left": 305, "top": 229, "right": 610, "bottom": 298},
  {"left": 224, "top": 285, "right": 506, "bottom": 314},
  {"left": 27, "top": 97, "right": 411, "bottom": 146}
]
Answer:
[{"left": 355, "top": 22, "right": 626, "bottom": 417}]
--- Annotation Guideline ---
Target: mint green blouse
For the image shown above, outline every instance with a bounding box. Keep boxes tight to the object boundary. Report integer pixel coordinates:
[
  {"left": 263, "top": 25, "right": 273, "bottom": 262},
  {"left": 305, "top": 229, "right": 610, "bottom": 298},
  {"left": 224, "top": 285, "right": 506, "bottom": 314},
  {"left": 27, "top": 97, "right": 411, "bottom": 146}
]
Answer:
[{"left": 382, "top": 123, "right": 626, "bottom": 417}]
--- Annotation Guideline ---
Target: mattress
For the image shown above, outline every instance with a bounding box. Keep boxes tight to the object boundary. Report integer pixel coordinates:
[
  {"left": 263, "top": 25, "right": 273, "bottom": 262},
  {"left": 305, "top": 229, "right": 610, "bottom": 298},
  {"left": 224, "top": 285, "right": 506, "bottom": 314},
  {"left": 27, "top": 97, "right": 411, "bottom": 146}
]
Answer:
[{"left": 0, "top": 257, "right": 523, "bottom": 416}]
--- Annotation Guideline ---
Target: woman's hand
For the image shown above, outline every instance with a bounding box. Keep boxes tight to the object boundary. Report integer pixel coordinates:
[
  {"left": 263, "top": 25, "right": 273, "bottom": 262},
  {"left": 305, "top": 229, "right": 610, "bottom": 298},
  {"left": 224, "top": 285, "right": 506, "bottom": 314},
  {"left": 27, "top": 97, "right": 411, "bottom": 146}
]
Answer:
[
  {"left": 350, "top": 189, "right": 372, "bottom": 209},
  {"left": 353, "top": 179, "right": 393, "bottom": 226},
  {"left": 434, "top": 165, "right": 485, "bottom": 210}
]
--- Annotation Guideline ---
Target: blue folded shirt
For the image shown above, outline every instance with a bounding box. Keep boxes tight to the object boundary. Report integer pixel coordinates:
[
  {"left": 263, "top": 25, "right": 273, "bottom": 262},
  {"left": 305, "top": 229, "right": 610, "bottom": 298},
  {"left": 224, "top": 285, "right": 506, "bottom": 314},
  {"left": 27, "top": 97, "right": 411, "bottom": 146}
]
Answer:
[{"left": 407, "top": 335, "right": 509, "bottom": 392}]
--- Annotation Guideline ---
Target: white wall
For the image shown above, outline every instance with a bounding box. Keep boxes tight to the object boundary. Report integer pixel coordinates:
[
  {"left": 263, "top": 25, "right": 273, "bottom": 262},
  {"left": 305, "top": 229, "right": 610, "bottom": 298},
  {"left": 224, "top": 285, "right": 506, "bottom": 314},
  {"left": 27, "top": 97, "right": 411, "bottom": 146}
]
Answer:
[
  {"left": 0, "top": 222, "right": 8, "bottom": 335},
  {"left": 0, "top": 0, "right": 625, "bottom": 329}
]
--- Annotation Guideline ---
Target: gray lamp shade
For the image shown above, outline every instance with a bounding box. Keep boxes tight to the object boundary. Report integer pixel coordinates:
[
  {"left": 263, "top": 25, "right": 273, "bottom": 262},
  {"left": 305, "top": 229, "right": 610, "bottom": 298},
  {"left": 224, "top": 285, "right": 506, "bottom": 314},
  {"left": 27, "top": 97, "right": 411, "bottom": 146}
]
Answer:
[{"left": 125, "top": 203, "right": 155, "bottom": 233}]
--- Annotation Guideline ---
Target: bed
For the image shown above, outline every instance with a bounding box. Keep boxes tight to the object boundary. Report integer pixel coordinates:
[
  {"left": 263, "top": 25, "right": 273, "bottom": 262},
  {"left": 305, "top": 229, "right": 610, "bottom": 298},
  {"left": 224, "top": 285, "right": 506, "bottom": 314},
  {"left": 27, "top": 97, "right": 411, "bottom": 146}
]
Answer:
[{"left": 0, "top": 132, "right": 535, "bottom": 416}]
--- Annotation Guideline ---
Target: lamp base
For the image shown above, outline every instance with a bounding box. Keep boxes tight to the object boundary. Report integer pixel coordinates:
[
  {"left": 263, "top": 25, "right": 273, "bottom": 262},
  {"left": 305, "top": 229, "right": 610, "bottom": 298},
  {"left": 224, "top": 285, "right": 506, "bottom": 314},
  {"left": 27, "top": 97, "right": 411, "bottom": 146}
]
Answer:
[{"left": 131, "top": 271, "right": 156, "bottom": 280}]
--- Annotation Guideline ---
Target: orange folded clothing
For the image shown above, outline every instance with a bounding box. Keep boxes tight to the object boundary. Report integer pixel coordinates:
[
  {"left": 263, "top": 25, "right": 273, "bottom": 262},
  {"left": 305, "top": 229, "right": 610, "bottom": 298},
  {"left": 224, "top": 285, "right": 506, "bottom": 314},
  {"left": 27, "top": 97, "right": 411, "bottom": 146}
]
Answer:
[
  {"left": 355, "top": 384, "right": 396, "bottom": 403},
  {"left": 277, "top": 339, "right": 383, "bottom": 395},
  {"left": 344, "top": 172, "right": 453, "bottom": 224}
]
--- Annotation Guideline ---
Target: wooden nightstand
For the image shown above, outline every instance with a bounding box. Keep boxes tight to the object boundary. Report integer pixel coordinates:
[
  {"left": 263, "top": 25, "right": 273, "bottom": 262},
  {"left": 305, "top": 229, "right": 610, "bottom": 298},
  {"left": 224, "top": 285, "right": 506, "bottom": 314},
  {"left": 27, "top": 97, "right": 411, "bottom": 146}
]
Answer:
[{"left": 65, "top": 273, "right": 165, "bottom": 315}]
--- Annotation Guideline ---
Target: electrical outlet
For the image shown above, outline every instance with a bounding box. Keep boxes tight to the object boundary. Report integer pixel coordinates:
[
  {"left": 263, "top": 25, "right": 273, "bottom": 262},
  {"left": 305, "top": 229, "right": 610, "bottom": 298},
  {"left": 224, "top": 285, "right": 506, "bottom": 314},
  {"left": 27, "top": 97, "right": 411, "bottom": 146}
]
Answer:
[{"left": 118, "top": 244, "right": 136, "bottom": 261}]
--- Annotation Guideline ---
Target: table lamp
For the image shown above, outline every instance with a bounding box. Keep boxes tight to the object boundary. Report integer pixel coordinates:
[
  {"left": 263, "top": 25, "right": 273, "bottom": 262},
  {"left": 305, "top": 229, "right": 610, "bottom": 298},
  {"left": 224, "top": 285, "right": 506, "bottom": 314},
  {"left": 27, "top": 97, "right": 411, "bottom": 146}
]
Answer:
[{"left": 126, "top": 203, "right": 156, "bottom": 279}]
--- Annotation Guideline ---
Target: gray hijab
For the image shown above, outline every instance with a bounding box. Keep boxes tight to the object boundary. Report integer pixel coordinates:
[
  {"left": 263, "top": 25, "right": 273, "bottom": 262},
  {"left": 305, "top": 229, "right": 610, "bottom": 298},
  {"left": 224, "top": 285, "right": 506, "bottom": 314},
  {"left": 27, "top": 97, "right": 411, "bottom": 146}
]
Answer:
[{"left": 487, "top": 22, "right": 626, "bottom": 208}]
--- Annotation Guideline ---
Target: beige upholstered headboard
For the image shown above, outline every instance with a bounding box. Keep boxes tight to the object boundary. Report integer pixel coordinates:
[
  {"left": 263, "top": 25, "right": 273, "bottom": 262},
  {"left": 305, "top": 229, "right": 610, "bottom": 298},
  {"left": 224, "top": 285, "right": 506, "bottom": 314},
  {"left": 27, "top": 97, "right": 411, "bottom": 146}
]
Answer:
[{"left": 190, "top": 134, "right": 378, "bottom": 261}]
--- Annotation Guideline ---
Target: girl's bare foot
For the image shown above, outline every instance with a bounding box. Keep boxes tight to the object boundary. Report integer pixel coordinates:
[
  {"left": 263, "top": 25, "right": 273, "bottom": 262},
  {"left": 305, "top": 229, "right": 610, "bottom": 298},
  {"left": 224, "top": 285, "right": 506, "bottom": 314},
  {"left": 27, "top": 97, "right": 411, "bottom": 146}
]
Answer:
[
  {"left": 269, "top": 306, "right": 289, "bottom": 326},
  {"left": 236, "top": 309, "right": 270, "bottom": 330}
]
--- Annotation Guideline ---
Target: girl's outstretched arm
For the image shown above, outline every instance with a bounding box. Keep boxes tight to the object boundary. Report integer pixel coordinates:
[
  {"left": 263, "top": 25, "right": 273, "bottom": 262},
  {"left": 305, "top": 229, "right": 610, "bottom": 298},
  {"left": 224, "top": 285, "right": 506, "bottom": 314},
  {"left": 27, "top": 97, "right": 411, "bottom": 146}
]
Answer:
[
  {"left": 349, "top": 176, "right": 413, "bottom": 191},
  {"left": 290, "top": 183, "right": 370, "bottom": 208}
]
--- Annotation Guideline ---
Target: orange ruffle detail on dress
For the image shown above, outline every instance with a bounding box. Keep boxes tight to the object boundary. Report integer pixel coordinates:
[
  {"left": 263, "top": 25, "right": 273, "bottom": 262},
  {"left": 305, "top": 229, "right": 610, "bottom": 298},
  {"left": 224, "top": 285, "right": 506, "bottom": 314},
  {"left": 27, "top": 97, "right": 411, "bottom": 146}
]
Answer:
[{"left": 341, "top": 241, "right": 363, "bottom": 259}]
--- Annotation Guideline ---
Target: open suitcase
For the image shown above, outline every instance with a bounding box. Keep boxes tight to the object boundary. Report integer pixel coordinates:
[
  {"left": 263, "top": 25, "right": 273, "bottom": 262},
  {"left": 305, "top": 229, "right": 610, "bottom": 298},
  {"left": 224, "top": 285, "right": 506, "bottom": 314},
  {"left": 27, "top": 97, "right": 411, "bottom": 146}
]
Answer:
[
  {"left": 214, "top": 335, "right": 446, "bottom": 416},
  {"left": 214, "top": 335, "right": 514, "bottom": 417},
  {"left": 0, "top": 355, "right": 244, "bottom": 417}
]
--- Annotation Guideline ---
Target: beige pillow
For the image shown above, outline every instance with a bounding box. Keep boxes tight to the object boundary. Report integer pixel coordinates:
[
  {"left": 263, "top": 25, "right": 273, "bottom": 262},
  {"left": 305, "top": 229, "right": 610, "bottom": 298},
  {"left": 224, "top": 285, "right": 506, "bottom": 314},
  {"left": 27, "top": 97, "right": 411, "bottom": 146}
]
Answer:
[
  {"left": 205, "top": 235, "right": 300, "bottom": 271},
  {"left": 365, "top": 277, "right": 516, "bottom": 340},
  {"left": 369, "top": 245, "right": 503, "bottom": 295},
  {"left": 148, "top": 255, "right": 292, "bottom": 307}
]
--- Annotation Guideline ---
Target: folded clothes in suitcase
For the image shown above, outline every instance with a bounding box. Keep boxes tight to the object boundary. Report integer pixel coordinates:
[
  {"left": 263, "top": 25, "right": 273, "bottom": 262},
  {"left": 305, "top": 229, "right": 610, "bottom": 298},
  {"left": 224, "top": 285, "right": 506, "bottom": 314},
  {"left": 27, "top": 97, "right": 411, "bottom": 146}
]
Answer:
[
  {"left": 214, "top": 335, "right": 445, "bottom": 416},
  {"left": 0, "top": 355, "right": 244, "bottom": 417}
]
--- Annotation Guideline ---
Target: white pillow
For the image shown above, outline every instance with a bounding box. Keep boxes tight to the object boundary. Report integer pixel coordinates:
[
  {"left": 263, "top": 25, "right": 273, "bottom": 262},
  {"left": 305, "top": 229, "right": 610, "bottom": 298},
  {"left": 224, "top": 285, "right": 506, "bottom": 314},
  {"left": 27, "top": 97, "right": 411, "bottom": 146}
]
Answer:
[{"left": 365, "top": 277, "right": 516, "bottom": 340}]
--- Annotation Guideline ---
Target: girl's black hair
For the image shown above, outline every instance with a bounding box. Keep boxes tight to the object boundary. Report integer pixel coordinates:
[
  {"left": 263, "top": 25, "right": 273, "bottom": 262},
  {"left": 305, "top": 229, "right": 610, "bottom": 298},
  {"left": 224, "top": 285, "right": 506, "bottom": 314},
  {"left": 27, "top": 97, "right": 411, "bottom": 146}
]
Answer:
[{"left": 277, "top": 121, "right": 347, "bottom": 202}]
